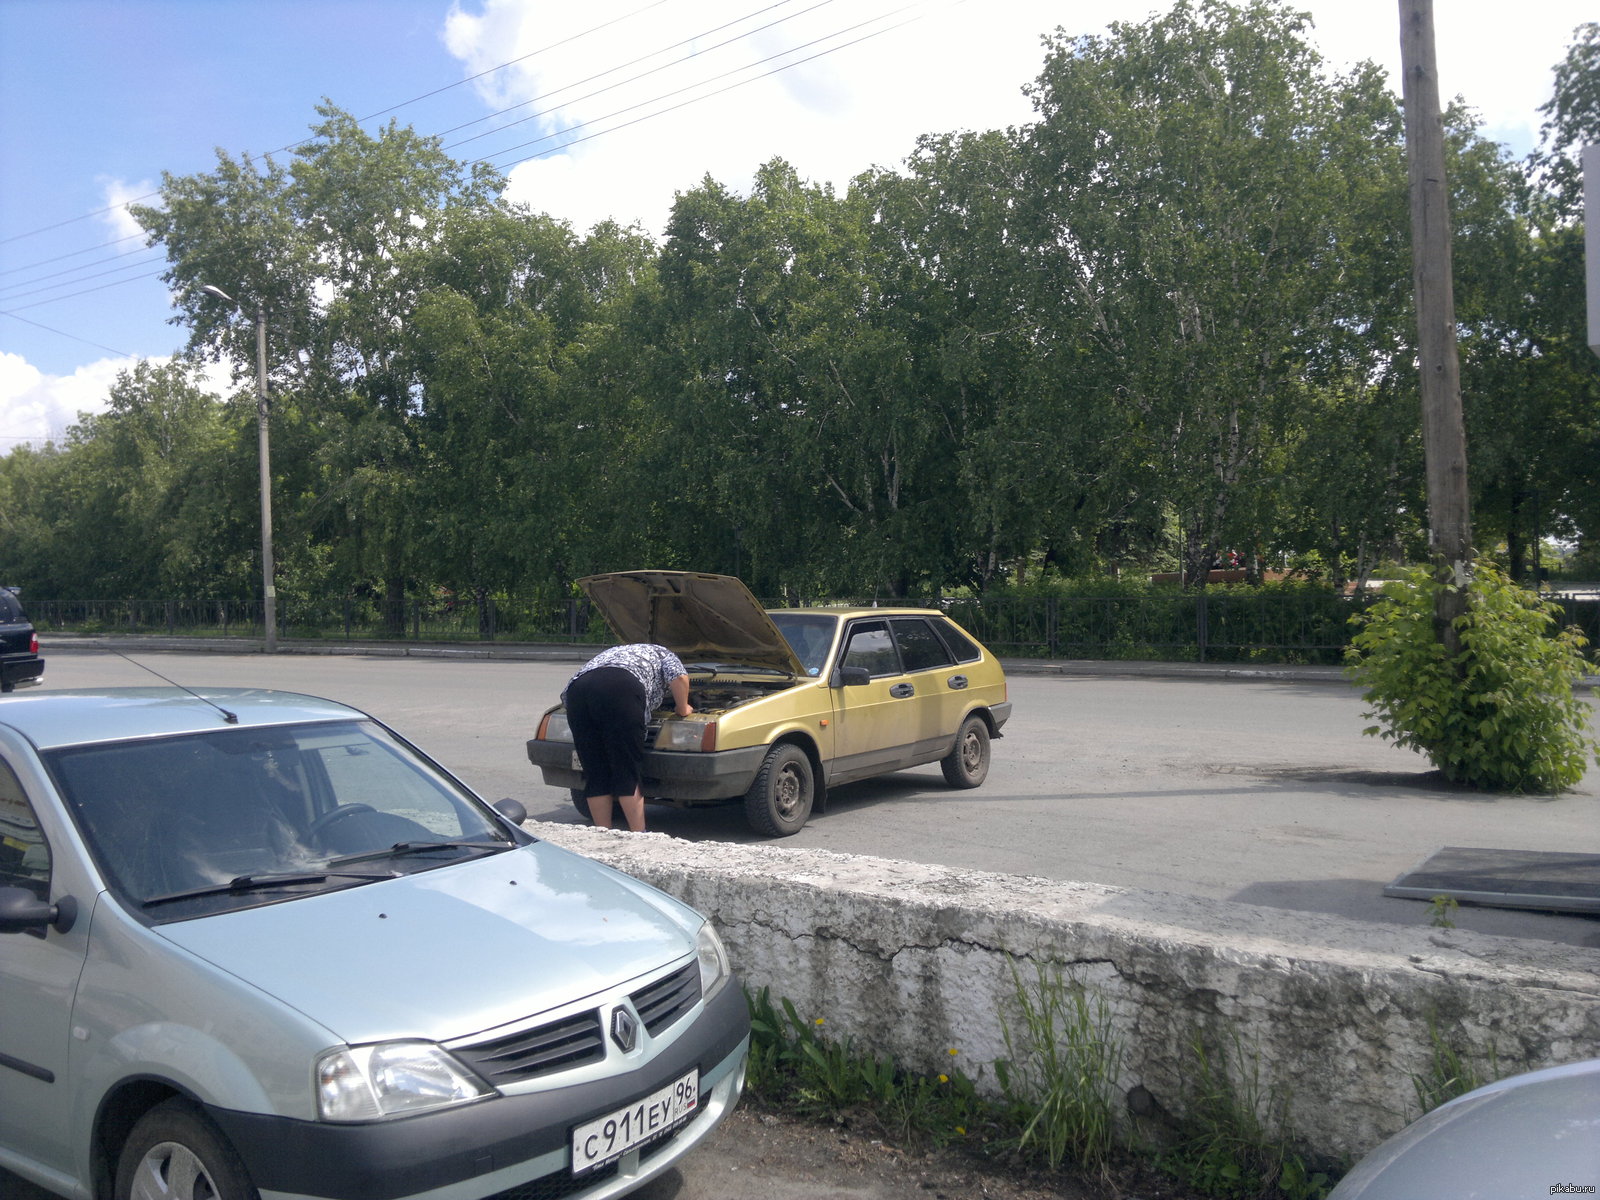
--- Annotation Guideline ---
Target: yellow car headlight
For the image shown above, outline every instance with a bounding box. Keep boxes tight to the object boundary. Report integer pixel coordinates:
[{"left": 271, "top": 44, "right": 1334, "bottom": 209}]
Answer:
[
  {"left": 537, "top": 711, "right": 572, "bottom": 742},
  {"left": 656, "top": 719, "right": 717, "bottom": 752}
]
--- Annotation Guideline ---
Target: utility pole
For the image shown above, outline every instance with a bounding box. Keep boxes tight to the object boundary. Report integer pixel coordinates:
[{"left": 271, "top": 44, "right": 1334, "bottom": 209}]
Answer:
[
  {"left": 201, "top": 284, "right": 277, "bottom": 653},
  {"left": 1399, "top": 0, "right": 1472, "bottom": 653}
]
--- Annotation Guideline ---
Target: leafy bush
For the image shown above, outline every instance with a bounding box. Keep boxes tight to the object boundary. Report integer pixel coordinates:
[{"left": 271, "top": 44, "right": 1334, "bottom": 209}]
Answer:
[{"left": 1345, "top": 561, "right": 1599, "bottom": 791}]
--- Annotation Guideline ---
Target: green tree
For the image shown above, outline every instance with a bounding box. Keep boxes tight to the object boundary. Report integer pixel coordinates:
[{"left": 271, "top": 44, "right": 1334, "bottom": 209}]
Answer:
[
  {"left": 1020, "top": 0, "right": 1408, "bottom": 587},
  {"left": 404, "top": 207, "right": 660, "bottom": 605},
  {"left": 0, "top": 362, "right": 244, "bottom": 600},
  {"left": 134, "top": 104, "right": 506, "bottom": 626},
  {"left": 654, "top": 164, "right": 874, "bottom": 595},
  {"left": 859, "top": 131, "right": 1090, "bottom": 588},
  {"left": 1514, "top": 21, "right": 1600, "bottom": 565}
]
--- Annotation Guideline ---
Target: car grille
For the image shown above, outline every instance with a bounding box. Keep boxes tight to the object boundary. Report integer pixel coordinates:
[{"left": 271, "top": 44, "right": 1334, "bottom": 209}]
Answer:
[
  {"left": 455, "top": 1010, "right": 605, "bottom": 1084},
  {"left": 454, "top": 964, "right": 700, "bottom": 1086},
  {"left": 630, "top": 962, "right": 700, "bottom": 1035}
]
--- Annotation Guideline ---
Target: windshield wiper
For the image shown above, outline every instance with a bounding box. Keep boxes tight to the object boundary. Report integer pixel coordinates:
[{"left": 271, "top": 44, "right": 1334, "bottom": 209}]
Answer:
[
  {"left": 326, "top": 839, "right": 508, "bottom": 868},
  {"left": 144, "top": 869, "right": 394, "bottom": 908}
]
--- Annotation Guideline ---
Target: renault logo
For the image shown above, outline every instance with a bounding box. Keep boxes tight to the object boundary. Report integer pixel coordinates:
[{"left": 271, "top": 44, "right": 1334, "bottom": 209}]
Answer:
[{"left": 610, "top": 1006, "right": 639, "bottom": 1053}]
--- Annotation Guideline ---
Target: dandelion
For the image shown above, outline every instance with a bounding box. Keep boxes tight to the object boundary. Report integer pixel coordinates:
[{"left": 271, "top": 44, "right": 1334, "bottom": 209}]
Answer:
[
  {"left": 814, "top": 1017, "right": 825, "bottom": 1026},
  {"left": 955, "top": 1126, "right": 967, "bottom": 1136},
  {"left": 938, "top": 1074, "right": 949, "bottom": 1084},
  {"left": 947, "top": 1048, "right": 959, "bottom": 1057}
]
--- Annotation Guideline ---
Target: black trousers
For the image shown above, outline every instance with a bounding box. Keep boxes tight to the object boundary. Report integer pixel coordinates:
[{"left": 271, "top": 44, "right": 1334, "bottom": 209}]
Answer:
[{"left": 566, "top": 667, "right": 647, "bottom": 799}]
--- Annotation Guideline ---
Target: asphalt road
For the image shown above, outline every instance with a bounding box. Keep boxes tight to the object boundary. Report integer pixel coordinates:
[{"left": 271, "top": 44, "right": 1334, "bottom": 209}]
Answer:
[
  {"left": 38, "top": 645, "right": 1600, "bottom": 946},
  {"left": 5, "top": 646, "right": 1597, "bottom": 1200}
]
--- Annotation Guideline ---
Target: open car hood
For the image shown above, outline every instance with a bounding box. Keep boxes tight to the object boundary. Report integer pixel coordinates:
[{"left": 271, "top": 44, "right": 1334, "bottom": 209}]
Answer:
[{"left": 579, "top": 571, "right": 805, "bottom": 677}]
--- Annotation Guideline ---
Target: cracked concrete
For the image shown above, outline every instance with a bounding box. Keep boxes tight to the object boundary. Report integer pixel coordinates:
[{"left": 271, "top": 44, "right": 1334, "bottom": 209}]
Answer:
[{"left": 529, "top": 822, "right": 1600, "bottom": 1162}]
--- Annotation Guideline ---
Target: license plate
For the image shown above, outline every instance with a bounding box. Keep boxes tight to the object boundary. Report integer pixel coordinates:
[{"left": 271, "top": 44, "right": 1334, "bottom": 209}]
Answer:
[{"left": 571, "top": 1070, "right": 699, "bottom": 1175}]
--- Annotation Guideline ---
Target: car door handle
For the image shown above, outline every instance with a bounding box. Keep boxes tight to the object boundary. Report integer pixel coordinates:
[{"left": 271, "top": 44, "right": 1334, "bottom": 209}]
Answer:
[
  {"left": 889, "top": 682, "right": 915, "bottom": 699},
  {"left": 947, "top": 674, "right": 969, "bottom": 690}
]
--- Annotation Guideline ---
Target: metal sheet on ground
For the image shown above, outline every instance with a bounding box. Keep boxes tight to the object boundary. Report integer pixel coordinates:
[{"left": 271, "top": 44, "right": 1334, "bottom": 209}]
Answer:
[{"left": 1385, "top": 845, "right": 1600, "bottom": 913}]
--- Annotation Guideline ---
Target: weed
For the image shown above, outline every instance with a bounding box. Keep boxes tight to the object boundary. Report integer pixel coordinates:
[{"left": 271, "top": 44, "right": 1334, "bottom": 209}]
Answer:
[
  {"left": 1157, "top": 1032, "right": 1329, "bottom": 1200},
  {"left": 745, "top": 984, "right": 1335, "bottom": 1198},
  {"left": 743, "top": 987, "right": 984, "bottom": 1144},
  {"left": 1425, "top": 894, "right": 1459, "bottom": 928},
  {"left": 994, "top": 961, "right": 1124, "bottom": 1171},
  {"left": 1411, "top": 1015, "right": 1498, "bottom": 1115}
]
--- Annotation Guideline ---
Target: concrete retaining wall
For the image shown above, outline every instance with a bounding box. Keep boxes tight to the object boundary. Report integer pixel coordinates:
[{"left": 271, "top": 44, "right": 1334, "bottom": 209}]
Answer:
[{"left": 528, "top": 823, "right": 1600, "bottom": 1162}]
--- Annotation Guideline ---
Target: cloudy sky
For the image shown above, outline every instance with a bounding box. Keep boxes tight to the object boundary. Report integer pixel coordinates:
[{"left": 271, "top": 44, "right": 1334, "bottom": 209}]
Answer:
[{"left": 0, "top": 0, "right": 1591, "bottom": 450}]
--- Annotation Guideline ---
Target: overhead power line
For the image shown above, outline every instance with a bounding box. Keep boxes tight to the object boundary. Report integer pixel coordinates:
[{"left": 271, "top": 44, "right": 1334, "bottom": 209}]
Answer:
[
  {"left": 0, "top": 230, "right": 147, "bottom": 279},
  {"left": 438, "top": 0, "right": 832, "bottom": 148},
  {"left": 480, "top": 4, "right": 925, "bottom": 168},
  {"left": 0, "top": 309, "right": 133, "bottom": 358},
  {"left": 0, "top": 1, "right": 951, "bottom": 329},
  {"left": 0, "top": 0, "right": 729, "bottom": 248},
  {"left": 0, "top": 251, "right": 166, "bottom": 304}
]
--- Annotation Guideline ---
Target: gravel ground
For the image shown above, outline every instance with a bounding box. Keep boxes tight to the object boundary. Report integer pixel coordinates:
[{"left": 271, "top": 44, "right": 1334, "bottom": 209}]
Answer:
[{"left": 641, "top": 1101, "right": 1215, "bottom": 1200}]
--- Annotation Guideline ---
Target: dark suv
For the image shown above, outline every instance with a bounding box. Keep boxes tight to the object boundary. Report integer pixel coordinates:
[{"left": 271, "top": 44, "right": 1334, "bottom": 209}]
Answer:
[{"left": 0, "top": 589, "right": 43, "bottom": 692}]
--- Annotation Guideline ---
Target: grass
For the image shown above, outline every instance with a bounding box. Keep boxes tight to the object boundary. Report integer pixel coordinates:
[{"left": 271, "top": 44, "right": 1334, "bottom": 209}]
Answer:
[
  {"left": 1411, "top": 1015, "right": 1499, "bottom": 1116},
  {"left": 743, "top": 969, "right": 1337, "bottom": 1200},
  {"left": 1154, "top": 1032, "right": 1330, "bottom": 1200},
  {"left": 994, "top": 961, "right": 1124, "bottom": 1172}
]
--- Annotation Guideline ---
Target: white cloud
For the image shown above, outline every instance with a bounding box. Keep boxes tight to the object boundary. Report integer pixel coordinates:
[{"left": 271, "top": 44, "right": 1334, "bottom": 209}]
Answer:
[
  {"left": 444, "top": 0, "right": 1590, "bottom": 241},
  {"left": 97, "top": 176, "right": 156, "bottom": 243},
  {"left": 0, "top": 353, "right": 238, "bottom": 451},
  {"left": 447, "top": 0, "right": 1064, "bottom": 237},
  {"left": 0, "top": 352, "right": 129, "bottom": 448},
  {"left": 1307, "top": 1, "right": 1589, "bottom": 150}
]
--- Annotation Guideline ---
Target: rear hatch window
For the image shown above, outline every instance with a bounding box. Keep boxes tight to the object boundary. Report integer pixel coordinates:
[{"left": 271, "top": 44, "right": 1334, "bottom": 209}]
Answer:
[{"left": 0, "top": 591, "right": 31, "bottom": 654}]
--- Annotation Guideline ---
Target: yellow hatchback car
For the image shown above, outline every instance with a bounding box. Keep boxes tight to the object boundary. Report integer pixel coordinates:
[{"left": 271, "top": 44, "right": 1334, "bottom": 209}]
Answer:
[{"left": 527, "top": 571, "right": 1011, "bottom": 836}]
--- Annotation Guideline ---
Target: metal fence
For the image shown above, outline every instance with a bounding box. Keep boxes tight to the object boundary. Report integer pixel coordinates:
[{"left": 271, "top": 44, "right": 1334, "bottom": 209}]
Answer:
[
  {"left": 25, "top": 594, "right": 607, "bottom": 646},
  {"left": 26, "top": 589, "right": 1599, "bottom": 666}
]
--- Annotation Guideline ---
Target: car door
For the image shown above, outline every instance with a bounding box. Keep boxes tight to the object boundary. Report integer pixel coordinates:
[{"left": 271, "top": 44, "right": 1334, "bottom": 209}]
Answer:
[
  {"left": 0, "top": 755, "right": 89, "bottom": 1182},
  {"left": 887, "top": 617, "right": 965, "bottom": 758},
  {"left": 828, "top": 619, "right": 914, "bottom": 781}
]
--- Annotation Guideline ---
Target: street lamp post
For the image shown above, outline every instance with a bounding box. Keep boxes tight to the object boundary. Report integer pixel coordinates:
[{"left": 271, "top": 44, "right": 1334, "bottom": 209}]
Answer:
[{"left": 202, "top": 285, "right": 277, "bottom": 652}]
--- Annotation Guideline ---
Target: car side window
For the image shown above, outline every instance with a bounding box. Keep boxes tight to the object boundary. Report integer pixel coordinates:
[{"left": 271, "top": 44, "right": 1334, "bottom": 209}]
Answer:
[
  {"left": 841, "top": 621, "right": 900, "bottom": 678},
  {"left": 892, "top": 618, "right": 955, "bottom": 673},
  {"left": 0, "top": 758, "right": 50, "bottom": 899},
  {"left": 933, "top": 618, "right": 982, "bottom": 664}
]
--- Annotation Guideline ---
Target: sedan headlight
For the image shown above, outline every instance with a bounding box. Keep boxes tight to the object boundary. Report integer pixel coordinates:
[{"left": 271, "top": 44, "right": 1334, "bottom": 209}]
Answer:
[
  {"left": 656, "top": 719, "right": 717, "bottom": 752},
  {"left": 537, "top": 711, "right": 573, "bottom": 743},
  {"left": 316, "top": 1041, "right": 492, "bottom": 1121},
  {"left": 696, "top": 922, "right": 731, "bottom": 1001}
]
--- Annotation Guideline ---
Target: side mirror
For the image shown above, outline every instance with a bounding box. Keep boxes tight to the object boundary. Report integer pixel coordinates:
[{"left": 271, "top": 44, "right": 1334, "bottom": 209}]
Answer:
[
  {"left": 0, "top": 886, "right": 76, "bottom": 935},
  {"left": 493, "top": 797, "right": 528, "bottom": 827},
  {"left": 829, "top": 665, "right": 871, "bottom": 689}
]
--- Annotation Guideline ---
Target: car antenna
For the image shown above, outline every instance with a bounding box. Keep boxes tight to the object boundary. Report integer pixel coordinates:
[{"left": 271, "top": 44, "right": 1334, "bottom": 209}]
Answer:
[{"left": 113, "top": 652, "right": 239, "bottom": 724}]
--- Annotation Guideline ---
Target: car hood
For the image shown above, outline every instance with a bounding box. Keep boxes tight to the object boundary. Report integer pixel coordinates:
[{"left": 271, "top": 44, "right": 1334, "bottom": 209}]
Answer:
[
  {"left": 156, "top": 841, "right": 700, "bottom": 1045},
  {"left": 1329, "top": 1057, "right": 1600, "bottom": 1197},
  {"left": 580, "top": 570, "right": 804, "bottom": 677}
]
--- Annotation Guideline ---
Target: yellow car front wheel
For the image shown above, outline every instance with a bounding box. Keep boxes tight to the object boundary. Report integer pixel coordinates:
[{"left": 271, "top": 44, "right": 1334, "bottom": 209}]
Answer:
[{"left": 744, "top": 743, "right": 814, "bottom": 837}]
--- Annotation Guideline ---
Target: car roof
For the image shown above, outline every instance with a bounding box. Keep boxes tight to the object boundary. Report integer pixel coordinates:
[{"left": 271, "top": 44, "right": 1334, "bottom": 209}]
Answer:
[
  {"left": 766, "top": 607, "right": 950, "bottom": 619},
  {"left": 0, "top": 687, "right": 363, "bottom": 751}
]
